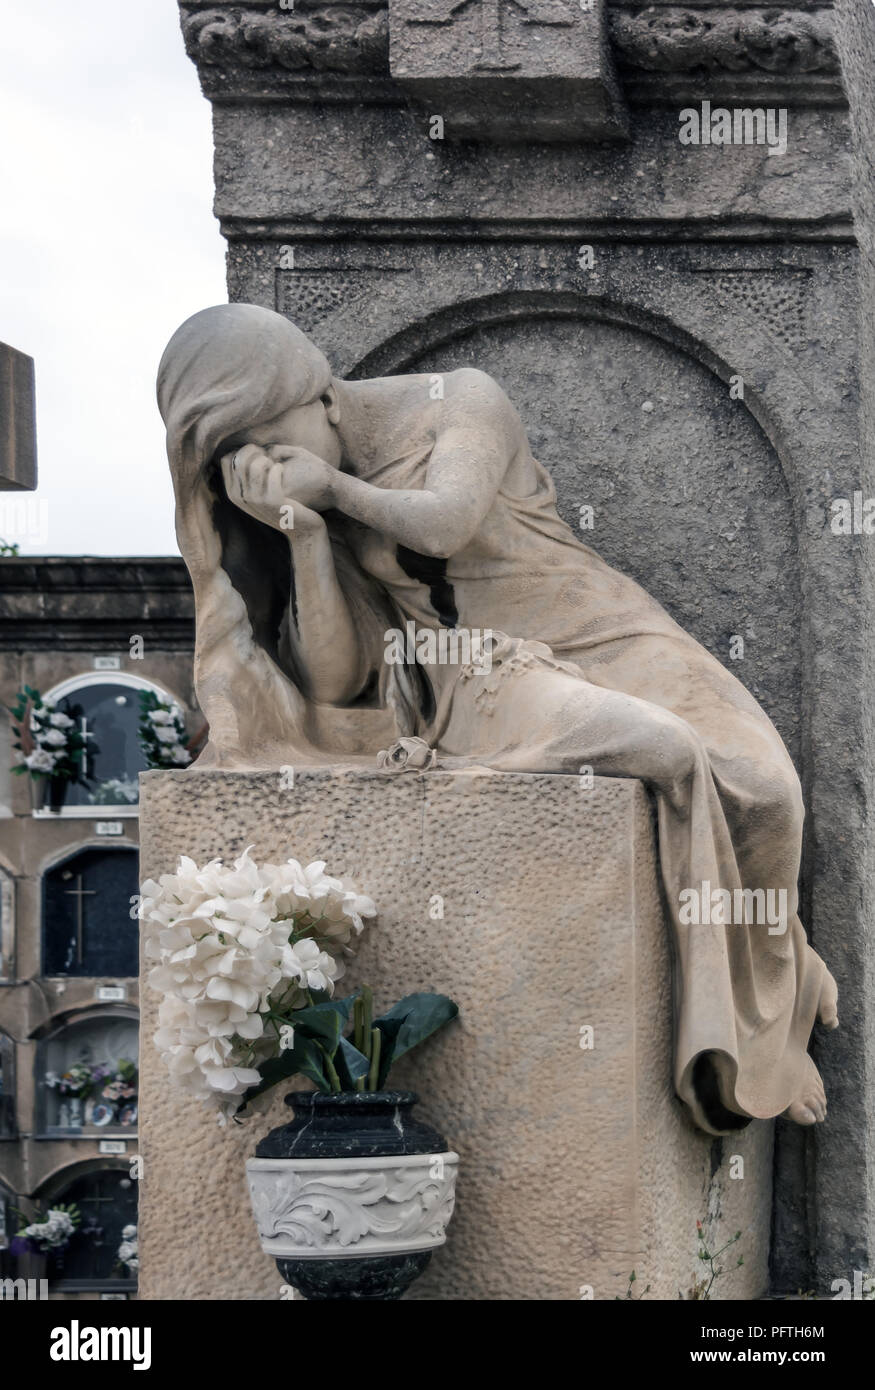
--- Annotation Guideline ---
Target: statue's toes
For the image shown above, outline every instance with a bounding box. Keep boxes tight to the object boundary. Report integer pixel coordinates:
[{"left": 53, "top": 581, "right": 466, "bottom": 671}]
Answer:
[{"left": 785, "top": 1097, "right": 826, "bottom": 1126}]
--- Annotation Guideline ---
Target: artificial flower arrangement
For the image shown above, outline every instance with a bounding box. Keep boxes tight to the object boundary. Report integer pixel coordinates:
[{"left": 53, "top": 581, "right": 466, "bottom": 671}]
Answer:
[
  {"left": 11, "top": 1203, "right": 81, "bottom": 1256},
  {"left": 44, "top": 1062, "right": 100, "bottom": 1100},
  {"left": 138, "top": 690, "right": 201, "bottom": 770},
  {"left": 45, "top": 1058, "right": 138, "bottom": 1108},
  {"left": 8, "top": 686, "right": 88, "bottom": 784},
  {"left": 143, "top": 847, "right": 460, "bottom": 1301},
  {"left": 141, "top": 848, "right": 457, "bottom": 1123},
  {"left": 115, "top": 1224, "right": 138, "bottom": 1275},
  {"left": 100, "top": 1058, "right": 138, "bottom": 1104}
]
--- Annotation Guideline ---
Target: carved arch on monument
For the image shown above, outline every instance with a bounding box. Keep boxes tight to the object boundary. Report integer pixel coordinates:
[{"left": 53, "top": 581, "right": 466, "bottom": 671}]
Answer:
[
  {"left": 349, "top": 288, "right": 796, "bottom": 482},
  {"left": 344, "top": 289, "right": 803, "bottom": 760}
]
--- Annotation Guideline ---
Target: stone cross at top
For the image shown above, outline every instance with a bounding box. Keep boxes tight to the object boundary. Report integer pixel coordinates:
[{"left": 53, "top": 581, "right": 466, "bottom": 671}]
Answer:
[
  {"left": 388, "top": 0, "right": 625, "bottom": 139},
  {"left": 408, "top": 0, "right": 574, "bottom": 72}
]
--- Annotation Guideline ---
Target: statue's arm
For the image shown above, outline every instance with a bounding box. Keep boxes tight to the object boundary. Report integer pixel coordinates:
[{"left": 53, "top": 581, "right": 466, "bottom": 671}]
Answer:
[
  {"left": 330, "top": 370, "right": 519, "bottom": 558},
  {"left": 282, "top": 507, "right": 369, "bottom": 706}
]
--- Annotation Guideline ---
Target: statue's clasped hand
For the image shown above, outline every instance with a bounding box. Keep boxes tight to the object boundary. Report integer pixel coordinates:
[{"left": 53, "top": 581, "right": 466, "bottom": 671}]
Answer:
[{"left": 220, "top": 444, "right": 335, "bottom": 531}]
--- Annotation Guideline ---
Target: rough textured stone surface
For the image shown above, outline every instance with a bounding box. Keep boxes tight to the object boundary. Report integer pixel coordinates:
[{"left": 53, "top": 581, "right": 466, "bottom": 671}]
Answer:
[{"left": 139, "top": 768, "right": 771, "bottom": 1300}]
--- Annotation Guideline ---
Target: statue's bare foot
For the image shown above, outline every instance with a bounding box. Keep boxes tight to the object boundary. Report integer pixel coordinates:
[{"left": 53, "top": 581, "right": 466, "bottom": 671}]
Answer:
[
  {"left": 784, "top": 1060, "right": 827, "bottom": 1125},
  {"left": 817, "top": 970, "right": 839, "bottom": 1030}
]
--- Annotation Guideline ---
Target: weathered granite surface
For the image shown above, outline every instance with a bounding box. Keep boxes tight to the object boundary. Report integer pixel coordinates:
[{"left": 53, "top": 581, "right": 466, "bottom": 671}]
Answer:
[{"left": 139, "top": 768, "right": 771, "bottom": 1300}]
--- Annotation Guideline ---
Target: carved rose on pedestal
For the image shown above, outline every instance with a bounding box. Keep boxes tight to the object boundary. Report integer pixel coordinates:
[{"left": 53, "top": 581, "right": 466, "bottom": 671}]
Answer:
[{"left": 376, "top": 737, "right": 437, "bottom": 772}]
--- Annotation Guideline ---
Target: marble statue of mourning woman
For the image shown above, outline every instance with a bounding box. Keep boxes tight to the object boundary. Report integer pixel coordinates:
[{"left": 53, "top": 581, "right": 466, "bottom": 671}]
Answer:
[{"left": 157, "top": 302, "right": 838, "bottom": 1139}]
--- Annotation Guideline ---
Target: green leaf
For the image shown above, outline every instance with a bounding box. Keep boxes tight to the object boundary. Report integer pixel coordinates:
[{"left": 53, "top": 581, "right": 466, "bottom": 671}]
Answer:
[
  {"left": 373, "top": 993, "right": 458, "bottom": 1088},
  {"left": 290, "top": 997, "right": 355, "bottom": 1052},
  {"left": 335, "top": 1036, "right": 371, "bottom": 1089},
  {"left": 234, "top": 1035, "right": 328, "bottom": 1116}
]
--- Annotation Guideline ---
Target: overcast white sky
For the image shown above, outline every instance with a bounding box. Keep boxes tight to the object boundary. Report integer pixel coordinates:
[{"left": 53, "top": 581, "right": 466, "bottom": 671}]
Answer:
[{"left": 0, "top": 0, "right": 226, "bottom": 555}]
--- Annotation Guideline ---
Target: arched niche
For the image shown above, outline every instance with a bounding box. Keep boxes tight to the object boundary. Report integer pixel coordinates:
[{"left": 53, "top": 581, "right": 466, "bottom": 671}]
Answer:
[
  {"left": 34, "top": 1009, "right": 138, "bottom": 1137},
  {"left": 42, "top": 844, "right": 139, "bottom": 979},
  {"left": 354, "top": 303, "right": 801, "bottom": 760},
  {"left": 36, "top": 1161, "right": 137, "bottom": 1293},
  {"left": 36, "top": 672, "right": 187, "bottom": 816}
]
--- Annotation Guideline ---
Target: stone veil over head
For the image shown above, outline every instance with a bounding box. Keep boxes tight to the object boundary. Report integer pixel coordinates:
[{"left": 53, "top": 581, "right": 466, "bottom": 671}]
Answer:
[{"left": 157, "top": 302, "right": 413, "bottom": 769}]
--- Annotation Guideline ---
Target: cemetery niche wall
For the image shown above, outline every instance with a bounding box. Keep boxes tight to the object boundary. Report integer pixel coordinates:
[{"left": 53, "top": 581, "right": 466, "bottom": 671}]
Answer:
[
  {"left": 138, "top": 0, "right": 875, "bottom": 1298},
  {"left": 0, "top": 556, "right": 198, "bottom": 1297}
]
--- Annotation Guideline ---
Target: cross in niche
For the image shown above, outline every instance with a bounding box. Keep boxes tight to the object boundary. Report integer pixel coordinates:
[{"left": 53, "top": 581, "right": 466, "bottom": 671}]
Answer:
[
  {"left": 78, "top": 715, "right": 96, "bottom": 779},
  {"left": 79, "top": 1185, "right": 119, "bottom": 1246},
  {"left": 410, "top": 0, "right": 573, "bottom": 71},
  {"left": 62, "top": 872, "right": 96, "bottom": 966}
]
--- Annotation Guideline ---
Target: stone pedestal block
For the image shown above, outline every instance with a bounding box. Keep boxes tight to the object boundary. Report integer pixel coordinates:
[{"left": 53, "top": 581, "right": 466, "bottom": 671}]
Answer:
[{"left": 138, "top": 767, "right": 771, "bottom": 1300}]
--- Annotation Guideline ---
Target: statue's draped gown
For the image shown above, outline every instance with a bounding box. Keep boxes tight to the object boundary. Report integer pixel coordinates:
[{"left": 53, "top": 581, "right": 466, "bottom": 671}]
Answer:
[
  {"left": 160, "top": 301, "right": 833, "bottom": 1137},
  {"left": 341, "top": 431, "right": 833, "bottom": 1136}
]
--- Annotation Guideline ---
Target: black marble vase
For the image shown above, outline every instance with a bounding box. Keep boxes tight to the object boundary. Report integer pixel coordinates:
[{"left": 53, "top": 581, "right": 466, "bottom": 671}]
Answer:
[{"left": 253, "top": 1090, "right": 451, "bottom": 1301}]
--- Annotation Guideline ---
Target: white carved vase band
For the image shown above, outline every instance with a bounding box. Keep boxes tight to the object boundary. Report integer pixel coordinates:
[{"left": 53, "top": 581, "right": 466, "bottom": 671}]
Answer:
[{"left": 246, "top": 1154, "right": 459, "bottom": 1259}]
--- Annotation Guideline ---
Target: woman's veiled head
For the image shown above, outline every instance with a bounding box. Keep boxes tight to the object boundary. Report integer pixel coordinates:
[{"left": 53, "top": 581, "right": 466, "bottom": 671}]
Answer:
[{"left": 157, "top": 303, "right": 333, "bottom": 494}]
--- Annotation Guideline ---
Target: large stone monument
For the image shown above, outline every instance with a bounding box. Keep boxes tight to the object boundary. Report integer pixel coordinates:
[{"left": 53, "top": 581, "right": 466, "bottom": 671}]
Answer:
[{"left": 137, "top": 0, "right": 875, "bottom": 1298}]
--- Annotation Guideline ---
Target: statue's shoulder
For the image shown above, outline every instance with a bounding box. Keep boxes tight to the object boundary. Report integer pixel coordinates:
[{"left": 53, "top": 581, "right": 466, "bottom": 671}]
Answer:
[
  {"left": 444, "top": 365, "right": 504, "bottom": 393},
  {"left": 442, "top": 367, "right": 516, "bottom": 417}
]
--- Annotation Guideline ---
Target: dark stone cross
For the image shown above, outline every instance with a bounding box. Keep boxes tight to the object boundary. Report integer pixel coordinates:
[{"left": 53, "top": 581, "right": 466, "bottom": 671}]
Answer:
[{"left": 0, "top": 342, "right": 37, "bottom": 492}]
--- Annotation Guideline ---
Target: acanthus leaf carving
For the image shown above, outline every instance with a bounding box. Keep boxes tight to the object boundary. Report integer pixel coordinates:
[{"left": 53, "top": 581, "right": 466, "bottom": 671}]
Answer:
[
  {"left": 609, "top": 7, "right": 837, "bottom": 77},
  {"left": 247, "top": 1158, "right": 458, "bottom": 1254},
  {"left": 181, "top": 6, "right": 389, "bottom": 77}
]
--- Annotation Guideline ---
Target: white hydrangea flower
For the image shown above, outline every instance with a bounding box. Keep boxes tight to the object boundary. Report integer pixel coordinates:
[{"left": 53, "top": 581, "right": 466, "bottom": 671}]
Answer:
[
  {"left": 169, "top": 744, "right": 191, "bottom": 765},
  {"left": 143, "top": 848, "right": 374, "bottom": 1120},
  {"left": 49, "top": 711, "right": 74, "bottom": 729},
  {"left": 154, "top": 726, "right": 178, "bottom": 745},
  {"left": 26, "top": 748, "right": 57, "bottom": 772},
  {"left": 25, "top": 1210, "right": 76, "bottom": 1248},
  {"left": 40, "top": 727, "right": 68, "bottom": 748}
]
